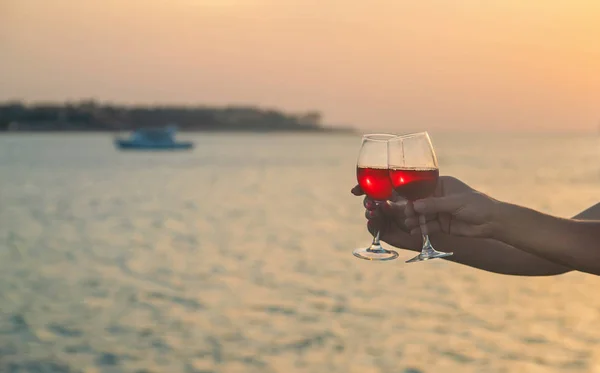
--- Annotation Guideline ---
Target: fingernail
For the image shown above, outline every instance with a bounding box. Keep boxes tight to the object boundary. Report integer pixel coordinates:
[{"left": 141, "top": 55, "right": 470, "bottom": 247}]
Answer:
[{"left": 410, "top": 228, "right": 420, "bottom": 235}]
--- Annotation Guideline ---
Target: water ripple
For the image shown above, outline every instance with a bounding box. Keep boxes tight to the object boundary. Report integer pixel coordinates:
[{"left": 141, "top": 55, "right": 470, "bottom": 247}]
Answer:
[{"left": 1, "top": 133, "right": 599, "bottom": 373}]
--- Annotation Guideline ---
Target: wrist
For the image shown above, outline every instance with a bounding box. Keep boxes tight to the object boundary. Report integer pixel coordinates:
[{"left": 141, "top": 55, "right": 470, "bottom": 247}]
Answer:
[{"left": 490, "top": 199, "right": 511, "bottom": 241}]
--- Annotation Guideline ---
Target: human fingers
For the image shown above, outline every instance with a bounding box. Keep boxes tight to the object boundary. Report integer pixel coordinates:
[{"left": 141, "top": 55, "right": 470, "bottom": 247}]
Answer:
[
  {"left": 351, "top": 185, "right": 364, "bottom": 196},
  {"left": 405, "top": 201, "right": 416, "bottom": 218},
  {"left": 363, "top": 197, "right": 380, "bottom": 210},
  {"left": 404, "top": 214, "right": 441, "bottom": 230},
  {"left": 367, "top": 218, "right": 385, "bottom": 237},
  {"left": 413, "top": 195, "right": 465, "bottom": 215},
  {"left": 407, "top": 215, "right": 443, "bottom": 236},
  {"left": 381, "top": 200, "right": 407, "bottom": 217},
  {"left": 364, "top": 203, "right": 388, "bottom": 219},
  {"left": 388, "top": 200, "right": 435, "bottom": 220},
  {"left": 366, "top": 199, "right": 411, "bottom": 220},
  {"left": 404, "top": 217, "right": 418, "bottom": 230}
]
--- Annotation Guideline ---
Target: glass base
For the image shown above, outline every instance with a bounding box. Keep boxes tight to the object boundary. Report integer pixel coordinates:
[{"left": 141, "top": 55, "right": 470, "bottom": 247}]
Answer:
[
  {"left": 353, "top": 243, "right": 399, "bottom": 261},
  {"left": 405, "top": 248, "right": 453, "bottom": 263}
]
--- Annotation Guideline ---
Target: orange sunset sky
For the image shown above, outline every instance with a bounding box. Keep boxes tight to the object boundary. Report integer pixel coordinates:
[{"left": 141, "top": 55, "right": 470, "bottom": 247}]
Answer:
[{"left": 1, "top": 0, "right": 599, "bottom": 132}]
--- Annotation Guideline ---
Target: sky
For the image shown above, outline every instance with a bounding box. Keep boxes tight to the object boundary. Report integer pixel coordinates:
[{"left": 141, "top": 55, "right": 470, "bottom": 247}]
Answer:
[{"left": 1, "top": 0, "right": 599, "bottom": 132}]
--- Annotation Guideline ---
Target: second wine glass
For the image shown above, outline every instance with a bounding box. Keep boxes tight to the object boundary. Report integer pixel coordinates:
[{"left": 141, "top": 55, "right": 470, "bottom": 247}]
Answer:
[
  {"left": 353, "top": 134, "right": 399, "bottom": 261},
  {"left": 387, "top": 132, "right": 453, "bottom": 263}
]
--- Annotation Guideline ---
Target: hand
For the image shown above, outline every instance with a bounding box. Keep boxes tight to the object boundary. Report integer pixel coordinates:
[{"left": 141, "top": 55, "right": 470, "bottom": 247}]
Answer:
[
  {"left": 351, "top": 176, "right": 476, "bottom": 249},
  {"left": 352, "top": 176, "right": 580, "bottom": 276},
  {"left": 404, "top": 188, "right": 501, "bottom": 239},
  {"left": 351, "top": 185, "right": 421, "bottom": 250}
]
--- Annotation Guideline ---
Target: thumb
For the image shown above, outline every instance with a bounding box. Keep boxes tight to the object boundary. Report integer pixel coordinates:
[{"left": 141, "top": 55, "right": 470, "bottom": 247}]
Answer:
[
  {"left": 413, "top": 195, "right": 464, "bottom": 215},
  {"left": 351, "top": 185, "right": 365, "bottom": 196}
]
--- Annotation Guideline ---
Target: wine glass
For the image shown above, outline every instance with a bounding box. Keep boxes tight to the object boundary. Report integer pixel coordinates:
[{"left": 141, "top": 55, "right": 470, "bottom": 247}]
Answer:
[
  {"left": 353, "top": 134, "right": 399, "bottom": 261},
  {"left": 387, "top": 131, "right": 453, "bottom": 263}
]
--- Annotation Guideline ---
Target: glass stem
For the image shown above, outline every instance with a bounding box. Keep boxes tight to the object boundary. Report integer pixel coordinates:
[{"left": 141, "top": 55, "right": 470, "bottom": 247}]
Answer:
[
  {"left": 420, "top": 214, "right": 434, "bottom": 254},
  {"left": 422, "top": 234, "right": 432, "bottom": 251},
  {"left": 372, "top": 230, "right": 381, "bottom": 246},
  {"left": 370, "top": 200, "right": 384, "bottom": 247}
]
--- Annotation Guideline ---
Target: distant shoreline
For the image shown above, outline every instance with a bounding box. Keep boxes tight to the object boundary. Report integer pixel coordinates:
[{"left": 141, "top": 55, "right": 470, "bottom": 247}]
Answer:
[
  {"left": 0, "top": 127, "right": 359, "bottom": 136},
  {"left": 0, "top": 100, "right": 356, "bottom": 134}
]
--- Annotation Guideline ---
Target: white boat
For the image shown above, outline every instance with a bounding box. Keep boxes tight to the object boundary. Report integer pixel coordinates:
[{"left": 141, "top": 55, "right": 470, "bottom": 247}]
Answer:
[{"left": 114, "top": 125, "right": 193, "bottom": 151}]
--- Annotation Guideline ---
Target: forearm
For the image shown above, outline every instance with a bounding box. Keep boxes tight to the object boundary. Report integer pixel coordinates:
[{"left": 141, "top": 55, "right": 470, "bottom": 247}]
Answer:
[
  {"left": 427, "top": 204, "right": 600, "bottom": 276},
  {"left": 575, "top": 202, "right": 600, "bottom": 220},
  {"left": 428, "top": 236, "right": 571, "bottom": 276},
  {"left": 493, "top": 202, "right": 600, "bottom": 275}
]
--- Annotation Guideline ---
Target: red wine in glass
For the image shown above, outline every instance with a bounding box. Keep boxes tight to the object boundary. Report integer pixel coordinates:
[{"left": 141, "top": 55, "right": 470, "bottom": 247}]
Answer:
[
  {"left": 389, "top": 167, "right": 439, "bottom": 201},
  {"left": 387, "top": 132, "right": 453, "bottom": 263},
  {"left": 356, "top": 166, "right": 394, "bottom": 201},
  {"left": 353, "top": 134, "right": 399, "bottom": 261}
]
